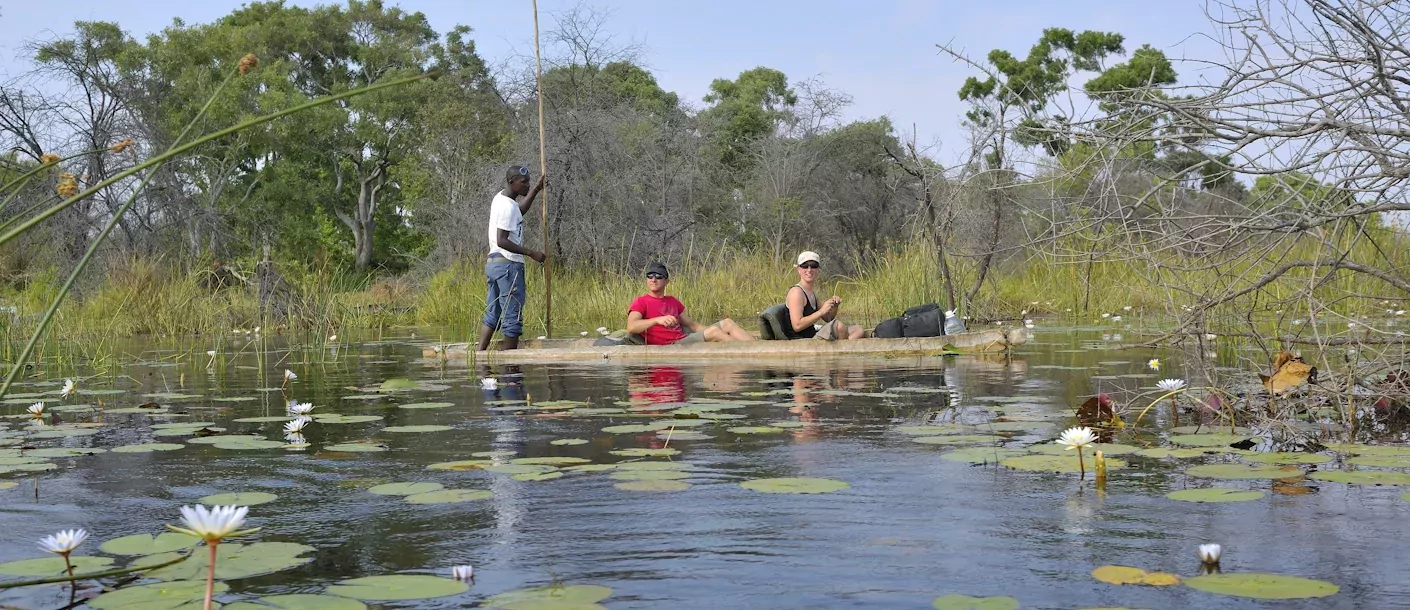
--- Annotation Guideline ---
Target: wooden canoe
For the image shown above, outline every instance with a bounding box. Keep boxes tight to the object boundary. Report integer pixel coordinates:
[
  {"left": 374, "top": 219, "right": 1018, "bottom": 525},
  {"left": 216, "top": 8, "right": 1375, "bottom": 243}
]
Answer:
[{"left": 421, "top": 328, "right": 1027, "bottom": 363}]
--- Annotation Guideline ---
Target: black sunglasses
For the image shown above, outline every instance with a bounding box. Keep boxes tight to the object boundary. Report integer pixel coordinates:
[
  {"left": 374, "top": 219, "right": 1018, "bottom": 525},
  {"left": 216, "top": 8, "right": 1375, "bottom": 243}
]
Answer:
[
  {"left": 799, "top": 262, "right": 820, "bottom": 269},
  {"left": 646, "top": 273, "right": 666, "bottom": 280}
]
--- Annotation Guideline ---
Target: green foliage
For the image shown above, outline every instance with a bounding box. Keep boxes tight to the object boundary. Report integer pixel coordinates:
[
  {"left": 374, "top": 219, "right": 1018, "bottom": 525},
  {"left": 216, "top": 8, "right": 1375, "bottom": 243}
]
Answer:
[{"left": 702, "top": 67, "right": 797, "bottom": 173}]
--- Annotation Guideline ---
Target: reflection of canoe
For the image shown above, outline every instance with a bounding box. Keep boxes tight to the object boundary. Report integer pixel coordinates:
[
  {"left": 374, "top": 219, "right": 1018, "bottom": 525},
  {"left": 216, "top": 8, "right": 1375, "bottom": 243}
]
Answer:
[{"left": 422, "top": 328, "right": 1027, "bottom": 363}]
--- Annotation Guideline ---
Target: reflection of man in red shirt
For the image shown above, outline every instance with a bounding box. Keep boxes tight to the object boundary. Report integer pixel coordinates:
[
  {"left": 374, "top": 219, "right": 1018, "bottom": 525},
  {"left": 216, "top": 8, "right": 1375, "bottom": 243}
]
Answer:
[
  {"left": 629, "top": 366, "right": 687, "bottom": 405},
  {"left": 625, "top": 262, "right": 754, "bottom": 345}
]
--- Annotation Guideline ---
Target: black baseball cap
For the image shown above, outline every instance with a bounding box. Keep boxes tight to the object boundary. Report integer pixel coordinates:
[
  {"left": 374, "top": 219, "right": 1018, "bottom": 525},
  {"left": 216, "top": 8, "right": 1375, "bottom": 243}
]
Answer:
[
  {"left": 646, "top": 262, "right": 668, "bottom": 278},
  {"left": 506, "top": 165, "right": 530, "bottom": 182}
]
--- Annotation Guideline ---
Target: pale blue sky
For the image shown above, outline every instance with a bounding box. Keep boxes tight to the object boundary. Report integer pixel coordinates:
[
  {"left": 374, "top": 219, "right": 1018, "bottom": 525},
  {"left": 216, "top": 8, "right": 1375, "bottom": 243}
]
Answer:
[{"left": 0, "top": 1, "right": 1227, "bottom": 163}]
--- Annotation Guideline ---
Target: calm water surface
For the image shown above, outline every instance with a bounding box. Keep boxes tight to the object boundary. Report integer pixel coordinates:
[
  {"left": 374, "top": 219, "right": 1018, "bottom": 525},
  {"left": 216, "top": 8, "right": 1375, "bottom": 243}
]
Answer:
[{"left": 0, "top": 328, "right": 1406, "bottom": 609}]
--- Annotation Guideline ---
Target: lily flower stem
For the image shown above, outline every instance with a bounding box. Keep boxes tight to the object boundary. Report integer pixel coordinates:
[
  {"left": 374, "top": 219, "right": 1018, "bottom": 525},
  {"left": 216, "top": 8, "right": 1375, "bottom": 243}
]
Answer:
[
  {"left": 61, "top": 552, "right": 74, "bottom": 583},
  {"left": 1169, "top": 397, "right": 1179, "bottom": 427},
  {"left": 1078, "top": 451, "right": 1086, "bottom": 480},
  {"left": 204, "top": 541, "right": 219, "bottom": 610}
]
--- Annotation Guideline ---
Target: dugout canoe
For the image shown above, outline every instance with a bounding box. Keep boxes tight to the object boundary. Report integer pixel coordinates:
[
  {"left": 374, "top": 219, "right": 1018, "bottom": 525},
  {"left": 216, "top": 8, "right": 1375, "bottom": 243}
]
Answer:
[{"left": 421, "top": 328, "right": 1027, "bottom": 363}]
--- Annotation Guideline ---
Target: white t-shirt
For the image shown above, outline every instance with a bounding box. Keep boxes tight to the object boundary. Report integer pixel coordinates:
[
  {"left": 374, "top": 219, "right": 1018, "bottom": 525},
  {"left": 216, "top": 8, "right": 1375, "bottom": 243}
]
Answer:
[{"left": 487, "top": 191, "right": 525, "bottom": 263}]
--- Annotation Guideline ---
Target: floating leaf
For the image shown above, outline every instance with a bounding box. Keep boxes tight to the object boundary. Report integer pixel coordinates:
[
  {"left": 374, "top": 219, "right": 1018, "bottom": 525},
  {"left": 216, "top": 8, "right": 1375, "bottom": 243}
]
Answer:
[
  {"left": 90, "top": 580, "right": 229, "bottom": 610},
  {"left": 100, "top": 532, "right": 199, "bottom": 556},
  {"left": 378, "top": 379, "right": 420, "bottom": 391},
  {"left": 1186, "top": 464, "right": 1303, "bottom": 480},
  {"left": 1346, "top": 456, "right": 1410, "bottom": 468},
  {"left": 610, "top": 470, "right": 690, "bottom": 481},
  {"left": 1026, "top": 443, "right": 1141, "bottom": 456},
  {"left": 609, "top": 447, "right": 679, "bottom": 457},
  {"left": 512, "top": 457, "right": 590, "bottom": 466},
  {"left": 563, "top": 464, "right": 618, "bottom": 472},
  {"left": 911, "top": 435, "right": 1007, "bottom": 445},
  {"left": 369, "top": 482, "right": 443, "bottom": 496},
  {"left": 427, "top": 460, "right": 492, "bottom": 471},
  {"left": 1309, "top": 470, "right": 1410, "bottom": 485},
  {"left": 1184, "top": 573, "right": 1338, "bottom": 599},
  {"left": 931, "top": 593, "right": 1020, "bottom": 610},
  {"left": 614, "top": 480, "right": 690, "bottom": 492},
  {"left": 144, "top": 542, "right": 315, "bottom": 581},
  {"left": 234, "top": 416, "right": 298, "bottom": 423},
  {"left": 152, "top": 422, "right": 215, "bottom": 429},
  {"left": 1171, "top": 425, "right": 1250, "bottom": 435},
  {"left": 212, "top": 396, "right": 259, "bottom": 403},
  {"left": 1168, "top": 433, "right": 1257, "bottom": 447},
  {"left": 188, "top": 434, "right": 265, "bottom": 445},
  {"left": 602, "top": 423, "right": 670, "bottom": 434},
  {"left": 1325, "top": 444, "right": 1410, "bottom": 456},
  {"left": 512, "top": 471, "right": 564, "bottom": 481},
  {"left": 1001, "top": 454, "right": 1128, "bottom": 473},
  {"left": 483, "top": 584, "right": 612, "bottom": 609},
  {"left": 324, "top": 443, "right": 387, "bottom": 453},
  {"left": 1241, "top": 452, "right": 1332, "bottom": 465},
  {"left": 315, "top": 415, "right": 384, "bottom": 424},
  {"left": 24, "top": 447, "right": 105, "bottom": 457},
  {"left": 382, "top": 425, "right": 453, "bottom": 433},
  {"left": 0, "top": 482, "right": 16, "bottom": 490},
  {"left": 740, "top": 477, "right": 849, "bottom": 494},
  {"left": 211, "top": 439, "right": 286, "bottom": 450},
  {"left": 1166, "top": 489, "right": 1265, "bottom": 503},
  {"left": 473, "top": 450, "right": 517, "bottom": 458},
  {"left": 224, "top": 594, "right": 367, "bottom": 610},
  {"left": 111, "top": 443, "right": 186, "bottom": 453},
  {"left": 657, "top": 430, "right": 711, "bottom": 441},
  {"left": 1091, "top": 565, "right": 1181, "bottom": 586},
  {"left": 326, "top": 574, "right": 469, "bottom": 601},
  {"left": 940, "top": 448, "right": 1027, "bottom": 464},
  {"left": 486, "top": 464, "right": 556, "bottom": 475},
  {"left": 1134, "top": 447, "right": 1213, "bottom": 459},
  {"left": 0, "top": 555, "right": 113, "bottom": 576},
  {"left": 614, "top": 461, "right": 688, "bottom": 471},
  {"left": 550, "top": 438, "right": 589, "bottom": 446},
  {"left": 895, "top": 425, "right": 972, "bottom": 436},
  {"left": 402, "top": 488, "right": 492, "bottom": 504},
  {"left": 398, "top": 402, "right": 455, "bottom": 410}
]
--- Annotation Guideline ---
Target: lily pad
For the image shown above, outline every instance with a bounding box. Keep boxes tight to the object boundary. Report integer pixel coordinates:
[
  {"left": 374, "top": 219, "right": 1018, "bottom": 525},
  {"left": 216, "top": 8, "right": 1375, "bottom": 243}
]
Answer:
[
  {"left": 1326, "top": 443, "right": 1410, "bottom": 456},
  {"left": 473, "top": 450, "right": 518, "bottom": 458},
  {"left": 610, "top": 470, "right": 690, "bottom": 481},
  {"left": 234, "top": 416, "right": 299, "bottom": 423},
  {"left": 398, "top": 402, "right": 455, "bottom": 410},
  {"left": 90, "top": 580, "right": 230, "bottom": 610},
  {"left": 728, "top": 426, "right": 786, "bottom": 434},
  {"left": 403, "top": 489, "right": 493, "bottom": 504},
  {"left": 212, "top": 396, "right": 259, "bottom": 402},
  {"left": 100, "top": 532, "right": 200, "bottom": 556},
  {"left": 1092, "top": 565, "right": 1182, "bottom": 586},
  {"left": 512, "top": 457, "right": 590, "bottom": 466},
  {"left": 188, "top": 434, "right": 265, "bottom": 445},
  {"left": 1171, "top": 425, "right": 1250, "bottom": 435},
  {"left": 143, "top": 542, "right": 315, "bottom": 581},
  {"left": 324, "top": 442, "right": 388, "bottom": 452},
  {"left": 931, "top": 594, "right": 1020, "bottom": 610},
  {"left": 428, "top": 460, "right": 492, "bottom": 471},
  {"left": 1168, "top": 433, "right": 1258, "bottom": 447},
  {"left": 614, "top": 461, "right": 688, "bottom": 471},
  {"left": 224, "top": 594, "right": 367, "bottom": 610},
  {"left": 1310, "top": 470, "right": 1410, "bottom": 485},
  {"left": 369, "top": 482, "right": 443, "bottom": 496},
  {"left": 1184, "top": 573, "right": 1338, "bottom": 599},
  {"left": 1186, "top": 464, "right": 1304, "bottom": 480},
  {"left": 326, "top": 574, "right": 469, "bottom": 601},
  {"left": 483, "top": 584, "right": 612, "bottom": 609},
  {"left": 1166, "top": 488, "right": 1266, "bottom": 503},
  {"left": 378, "top": 378, "right": 420, "bottom": 391},
  {"left": 602, "top": 423, "right": 670, "bottom": 434},
  {"left": 152, "top": 422, "right": 216, "bottom": 429},
  {"left": 563, "top": 463, "right": 618, "bottom": 472},
  {"left": 314, "top": 415, "right": 384, "bottom": 424},
  {"left": 940, "top": 448, "right": 1027, "bottom": 464},
  {"left": 657, "top": 430, "right": 712, "bottom": 441},
  {"left": 24, "top": 447, "right": 105, "bottom": 457},
  {"left": 911, "top": 434, "right": 1007, "bottom": 445},
  {"left": 740, "top": 477, "right": 849, "bottom": 494},
  {"left": 1134, "top": 447, "right": 1214, "bottom": 459},
  {"left": 0, "top": 555, "right": 113, "bottom": 576},
  {"left": 511, "top": 471, "right": 564, "bottom": 481},
  {"left": 550, "top": 438, "right": 589, "bottom": 446},
  {"left": 1346, "top": 455, "right": 1410, "bottom": 468},
  {"left": 487, "top": 464, "right": 557, "bottom": 475},
  {"left": 111, "top": 443, "right": 187, "bottom": 453},
  {"left": 1241, "top": 452, "right": 1332, "bottom": 465},
  {"left": 1026, "top": 443, "right": 1141, "bottom": 456},
  {"left": 382, "top": 425, "right": 453, "bottom": 433},
  {"left": 197, "top": 492, "right": 279, "bottom": 506},
  {"left": 895, "top": 425, "right": 972, "bottom": 436},
  {"left": 1001, "top": 454, "right": 1128, "bottom": 473},
  {"left": 211, "top": 439, "right": 287, "bottom": 450}
]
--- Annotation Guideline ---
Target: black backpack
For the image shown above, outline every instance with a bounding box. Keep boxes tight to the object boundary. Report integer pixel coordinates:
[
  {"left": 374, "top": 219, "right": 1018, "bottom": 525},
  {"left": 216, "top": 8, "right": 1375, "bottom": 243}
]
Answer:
[
  {"left": 901, "top": 303, "right": 943, "bottom": 337},
  {"left": 874, "top": 317, "right": 904, "bottom": 339}
]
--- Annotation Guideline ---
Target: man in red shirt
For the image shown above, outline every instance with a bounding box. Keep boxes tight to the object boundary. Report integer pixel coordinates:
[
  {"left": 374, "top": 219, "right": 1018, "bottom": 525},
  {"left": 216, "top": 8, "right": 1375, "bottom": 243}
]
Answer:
[{"left": 626, "top": 262, "right": 755, "bottom": 345}]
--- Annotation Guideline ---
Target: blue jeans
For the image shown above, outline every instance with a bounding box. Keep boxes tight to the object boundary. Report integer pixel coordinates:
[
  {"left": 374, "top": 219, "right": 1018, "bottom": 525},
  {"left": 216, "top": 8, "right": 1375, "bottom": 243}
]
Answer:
[{"left": 483, "top": 257, "right": 526, "bottom": 338}]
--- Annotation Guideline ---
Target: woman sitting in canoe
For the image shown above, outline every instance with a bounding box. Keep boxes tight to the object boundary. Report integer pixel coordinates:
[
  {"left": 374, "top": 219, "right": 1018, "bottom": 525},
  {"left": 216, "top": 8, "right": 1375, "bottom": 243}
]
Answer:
[{"left": 784, "top": 251, "right": 865, "bottom": 341}]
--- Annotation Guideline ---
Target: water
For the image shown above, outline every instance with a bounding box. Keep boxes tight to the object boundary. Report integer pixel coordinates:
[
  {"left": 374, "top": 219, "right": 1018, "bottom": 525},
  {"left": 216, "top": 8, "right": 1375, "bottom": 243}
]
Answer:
[{"left": 0, "top": 328, "right": 1407, "bottom": 609}]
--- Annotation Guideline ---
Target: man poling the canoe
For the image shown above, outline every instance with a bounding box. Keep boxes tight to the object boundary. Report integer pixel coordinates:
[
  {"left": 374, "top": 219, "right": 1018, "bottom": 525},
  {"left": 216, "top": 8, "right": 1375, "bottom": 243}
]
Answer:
[
  {"left": 626, "top": 262, "right": 755, "bottom": 345},
  {"left": 477, "top": 165, "right": 547, "bottom": 352}
]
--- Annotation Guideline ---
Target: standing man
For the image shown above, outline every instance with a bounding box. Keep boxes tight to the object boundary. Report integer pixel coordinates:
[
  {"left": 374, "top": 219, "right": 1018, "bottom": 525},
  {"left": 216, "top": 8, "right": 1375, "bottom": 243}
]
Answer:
[{"left": 478, "top": 165, "right": 547, "bottom": 351}]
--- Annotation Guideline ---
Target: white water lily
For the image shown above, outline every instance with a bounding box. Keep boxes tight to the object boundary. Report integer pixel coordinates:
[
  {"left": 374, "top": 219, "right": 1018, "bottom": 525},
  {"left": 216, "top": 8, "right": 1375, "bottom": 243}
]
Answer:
[
  {"left": 253, "top": 326, "right": 261, "bottom": 333},
  {"left": 1111, "top": 315, "right": 1122, "bottom": 321},
  {"left": 1056, "top": 426, "right": 1097, "bottom": 450},
  {"left": 168, "top": 505, "right": 256, "bottom": 542},
  {"left": 1101, "top": 313, "right": 1111, "bottom": 318},
  {"left": 1148, "top": 359, "right": 1161, "bottom": 371},
  {"left": 38, "top": 529, "right": 88, "bottom": 555},
  {"left": 206, "top": 350, "right": 217, "bottom": 357},
  {"left": 1157, "top": 379, "right": 1188, "bottom": 392},
  {"left": 60, "top": 378, "right": 76, "bottom": 399},
  {"left": 481, "top": 378, "right": 497, "bottom": 390},
  {"left": 284, "top": 432, "right": 308, "bottom": 446},
  {"left": 1123, "top": 305, "right": 1132, "bottom": 311},
  {"left": 329, "top": 334, "right": 337, "bottom": 341},
  {"left": 451, "top": 565, "right": 474, "bottom": 581},
  {"left": 1198, "top": 543, "right": 1222, "bottom": 564},
  {"left": 27, "top": 402, "right": 45, "bottom": 417},
  {"left": 287, "top": 401, "right": 314, "bottom": 416},
  {"left": 284, "top": 417, "right": 311, "bottom": 434},
  {"left": 283, "top": 369, "right": 297, "bottom": 381}
]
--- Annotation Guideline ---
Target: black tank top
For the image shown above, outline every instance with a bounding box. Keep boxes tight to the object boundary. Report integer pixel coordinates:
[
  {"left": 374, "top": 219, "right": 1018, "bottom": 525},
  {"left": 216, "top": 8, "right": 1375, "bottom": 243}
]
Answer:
[{"left": 785, "top": 284, "right": 818, "bottom": 339}]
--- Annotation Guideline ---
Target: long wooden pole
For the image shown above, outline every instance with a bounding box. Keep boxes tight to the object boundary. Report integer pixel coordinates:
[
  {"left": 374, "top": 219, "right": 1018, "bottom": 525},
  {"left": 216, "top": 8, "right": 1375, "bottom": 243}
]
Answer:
[{"left": 532, "top": 0, "right": 552, "bottom": 339}]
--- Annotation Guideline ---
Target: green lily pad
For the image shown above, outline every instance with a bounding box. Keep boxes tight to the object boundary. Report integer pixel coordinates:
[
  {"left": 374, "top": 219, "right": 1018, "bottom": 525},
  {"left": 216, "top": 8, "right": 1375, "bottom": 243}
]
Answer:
[
  {"left": 740, "top": 477, "right": 849, "bottom": 494},
  {"left": 1168, "top": 433, "right": 1258, "bottom": 447},
  {"left": 1166, "top": 488, "right": 1266, "bottom": 503},
  {"left": 1346, "top": 456, "right": 1410, "bottom": 468},
  {"left": 483, "top": 584, "right": 612, "bottom": 609},
  {"left": 152, "top": 422, "right": 216, "bottom": 429},
  {"left": 895, "top": 425, "right": 973, "bottom": 436},
  {"left": 0, "top": 462, "right": 56, "bottom": 474},
  {"left": 1186, "top": 464, "right": 1304, "bottom": 480},
  {"left": 602, "top": 423, "right": 670, "bottom": 434},
  {"left": 143, "top": 542, "right": 315, "bottom": 581},
  {"left": 1310, "top": 470, "right": 1410, "bottom": 485},
  {"left": 90, "top": 580, "right": 230, "bottom": 610},
  {"left": 1171, "top": 425, "right": 1250, "bottom": 435},
  {"left": 378, "top": 379, "right": 420, "bottom": 391},
  {"left": 211, "top": 439, "right": 286, "bottom": 450},
  {"left": 234, "top": 416, "right": 299, "bottom": 423},
  {"left": 728, "top": 426, "right": 786, "bottom": 434},
  {"left": 1184, "top": 573, "right": 1338, "bottom": 599},
  {"left": 657, "top": 430, "right": 711, "bottom": 441},
  {"left": 403, "top": 489, "right": 493, "bottom": 504},
  {"left": 486, "top": 464, "right": 557, "bottom": 475},
  {"left": 369, "top": 482, "right": 444, "bottom": 495},
  {"left": 615, "top": 479, "right": 691, "bottom": 492},
  {"left": 550, "top": 438, "right": 589, "bottom": 446},
  {"left": 1326, "top": 444, "right": 1410, "bottom": 456},
  {"left": 0, "top": 555, "right": 113, "bottom": 576},
  {"left": 1238, "top": 452, "right": 1331, "bottom": 465},
  {"left": 24, "top": 447, "right": 105, "bottom": 457},
  {"left": 512, "top": 457, "right": 590, "bottom": 466},
  {"left": 199, "top": 491, "right": 279, "bottom": 506},
  {"left": 614, "top": 461, "right": 688, "bottom": 471},
  {"left": 212, "top": 397, "right": 259, "bottom": 402},
  {"left": 912, "top": 435, "right": 1007, "bottom": 445},
  {"left": 940, "top": 448, "right": 1027, "bottom": 464},
  {"left": 224, "top": 594, "right": 368, "bottom": 610},
  {"left": 326, "top": 574, "right": 469, "bottom": 601},
  {"left": 609, "top": 448, "right": 680, "bottom": 457},
  {"left": 428, "top": 460, "right": 493, "bottom": 471},
  {"left": 398, "top": 402, "right": 455, "bottom": 410},
  {"left": 610, "top": 470, "right": 690, "bottom": 481},
  {"left": 314, "top": 415, "right": 384, "bottom": 424},
  {"left": 1001, "top": 454, "right": 1128, "bottom": 473},
  {"left": 932, "top": 593, "right": 1020, "bottom": 610},
  {"left": 324, "top": 443, "right": 388, "bottom": 452},
  {"left": 0, "top": 482, "right": 17, "bottom": 490},
  {"left": 1134, "top": 447, "right": 1214, "bottom": 459},
  {"left": 511, "top": 471, "right": 564, "bottom": 481},
  {"left": 473, "top": 450, "right": 518, "bottom": 458},
  {"left": 382, "top": 425, "right": 453, "bottom": 433},
  {"left": 111, "top": 443, "right": 186, "bottom": 453},
  {"left": 188, "top": 434, "right": 265, "bottom": 445},
  {"left": 100, "top": 532, "right": 199, "bottom": 556},
  {"left": 1026, "top": 443, "right": 1141, "bottom": 456}
]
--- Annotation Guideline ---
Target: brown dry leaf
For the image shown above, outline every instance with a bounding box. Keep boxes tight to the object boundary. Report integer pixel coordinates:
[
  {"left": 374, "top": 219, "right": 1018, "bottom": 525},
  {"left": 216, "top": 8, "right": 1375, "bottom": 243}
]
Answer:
[
  {"left": 1263, "top": 351, "right": 1317, "bottom": 394},
  {"left": 1140, "top": 572, "right": 1182, "bottom": 586}
]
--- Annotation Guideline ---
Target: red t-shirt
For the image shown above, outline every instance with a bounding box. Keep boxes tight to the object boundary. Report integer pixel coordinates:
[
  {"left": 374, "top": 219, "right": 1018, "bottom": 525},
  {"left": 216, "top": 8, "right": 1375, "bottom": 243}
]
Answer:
[{"left": 628, "top": 294, "right": 688, "bottom": 345}]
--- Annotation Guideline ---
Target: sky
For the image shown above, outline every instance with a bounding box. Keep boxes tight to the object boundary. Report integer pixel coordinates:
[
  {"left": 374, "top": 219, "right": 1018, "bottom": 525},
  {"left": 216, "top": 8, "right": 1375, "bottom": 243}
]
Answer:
[{"left": 0, "top": 0, "right": 1230, "bottom": 164}]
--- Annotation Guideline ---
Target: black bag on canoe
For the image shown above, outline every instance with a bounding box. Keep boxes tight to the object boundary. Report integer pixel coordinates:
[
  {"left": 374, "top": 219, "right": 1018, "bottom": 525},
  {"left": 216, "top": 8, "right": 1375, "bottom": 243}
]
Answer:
[
  {"left": 874, "top": 316, "right": 904, "bottom": 339},
  {"left": 758, "top": 303, "right": 789, "bottom": 340},
  {"left": 901, "top": 303, "right": 943, "bottom": 338}
]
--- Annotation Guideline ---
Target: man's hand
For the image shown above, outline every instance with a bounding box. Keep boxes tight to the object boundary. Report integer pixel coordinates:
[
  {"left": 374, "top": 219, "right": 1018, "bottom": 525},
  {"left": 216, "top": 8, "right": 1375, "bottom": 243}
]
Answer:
[
  {"left": 529, "top": 250, "right": 547, "bottom": 264},
  {"left": 655, "top": 315, "right": 679, "bottom": 328},
  {"left": 533, "top": 173, "right": 549, "bottom": 193}
]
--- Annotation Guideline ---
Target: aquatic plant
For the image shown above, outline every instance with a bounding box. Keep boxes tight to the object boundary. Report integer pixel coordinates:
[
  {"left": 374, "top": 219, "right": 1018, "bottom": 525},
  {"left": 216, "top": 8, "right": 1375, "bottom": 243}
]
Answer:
[
  {"left": 481, "top": 378, "right": 498, "bottom": 390},
  {"left": 451, "top": 565, "right": 474, "bottom": 581},
  {"left": 1148, "top": 359, "right": 1161, "bottom": 371},
  {"left": 1157, "top": 379, "right": 1187, "bottom": 392},
  {"left": 37, "top": 529, "right": 87, "bottom": 583},
  {"left": 1055, "top": 426, "right": 1097, "bottom": 477},
  {"left": 26, "top": 402, "right": 44, "bottom": 418},
  {"left": 59, "top": 378, "right": 76, "bottom": 399},
  {"left": 1094, "top": 450, "right": 1108, "bottom": 490},
  {"left": 282, "top": 369, "right": 297, "bottom": 389},
  {"left": 167, "top": 504, "right": 259, "bottom": 610},
  {"left": 284, "top": 417, "right": 311, "bottom": 434},
  {"left": 1199, "top": 543, "right": 1222, "bottom": 565},
  {"left": 287, "top": 401, "right": 314, "bottom": 416}
]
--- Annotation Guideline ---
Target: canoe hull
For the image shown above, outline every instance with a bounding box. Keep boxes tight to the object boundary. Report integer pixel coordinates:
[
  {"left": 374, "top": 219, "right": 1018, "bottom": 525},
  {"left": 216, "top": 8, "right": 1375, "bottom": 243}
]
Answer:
[{"left": 422, "top": 328, "right": 1026, "bottom": 363}]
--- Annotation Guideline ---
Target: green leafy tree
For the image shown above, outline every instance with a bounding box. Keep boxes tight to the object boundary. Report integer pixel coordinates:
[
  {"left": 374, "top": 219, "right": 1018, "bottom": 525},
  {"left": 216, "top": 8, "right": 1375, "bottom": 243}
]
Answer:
[{"left": 701, "top": 67, "right": 797, "bottom": 174}]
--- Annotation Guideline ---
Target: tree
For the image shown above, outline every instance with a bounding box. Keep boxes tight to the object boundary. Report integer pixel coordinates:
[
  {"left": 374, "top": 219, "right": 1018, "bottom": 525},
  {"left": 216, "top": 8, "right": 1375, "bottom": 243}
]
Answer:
[{"left": 701, "top": 67, "right": 797, "bottom": 175}]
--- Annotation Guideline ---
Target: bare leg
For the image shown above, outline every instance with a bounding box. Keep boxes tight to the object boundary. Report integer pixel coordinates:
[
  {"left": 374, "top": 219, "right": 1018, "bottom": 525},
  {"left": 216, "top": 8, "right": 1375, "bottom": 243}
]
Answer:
[
  {"left": 717, "top": 318, "right": 755, "bottom": 342},
  {"left": 847, "top": 324, "right": 865, "bottom": 340},
  {"left": 702, "top": 325, "right": 730, "bottom": 342},
  {"left": 476, "top": 324, "right": 495, "bottom": 351},
  {"left": 501, "top": 336, "right": 519, "bottom": 350}
]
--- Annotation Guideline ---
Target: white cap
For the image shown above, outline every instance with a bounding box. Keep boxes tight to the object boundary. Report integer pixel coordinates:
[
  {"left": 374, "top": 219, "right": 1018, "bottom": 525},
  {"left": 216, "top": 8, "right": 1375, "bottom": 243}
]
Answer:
[{"left": 796, "top": 251, "right": 820, "bottom": 266}]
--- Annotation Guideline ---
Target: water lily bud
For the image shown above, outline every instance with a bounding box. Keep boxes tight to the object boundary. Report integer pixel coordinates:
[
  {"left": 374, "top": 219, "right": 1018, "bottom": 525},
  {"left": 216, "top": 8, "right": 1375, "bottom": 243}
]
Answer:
[{"left": 1198, "top": 543, "right": 1222, "bottom": 564}]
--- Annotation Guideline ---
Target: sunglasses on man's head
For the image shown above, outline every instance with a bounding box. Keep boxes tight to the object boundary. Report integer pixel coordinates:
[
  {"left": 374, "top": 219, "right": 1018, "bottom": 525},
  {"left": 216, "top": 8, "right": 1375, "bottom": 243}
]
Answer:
[
  {"left": 516, "top": 166, "right": 530, "bottom": 176},
  {"left": 799, "top": 262, "right": 820, "bottom": 269},
  {"left": 646, "top": 273, "right": 666, "bottom": 280}
]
